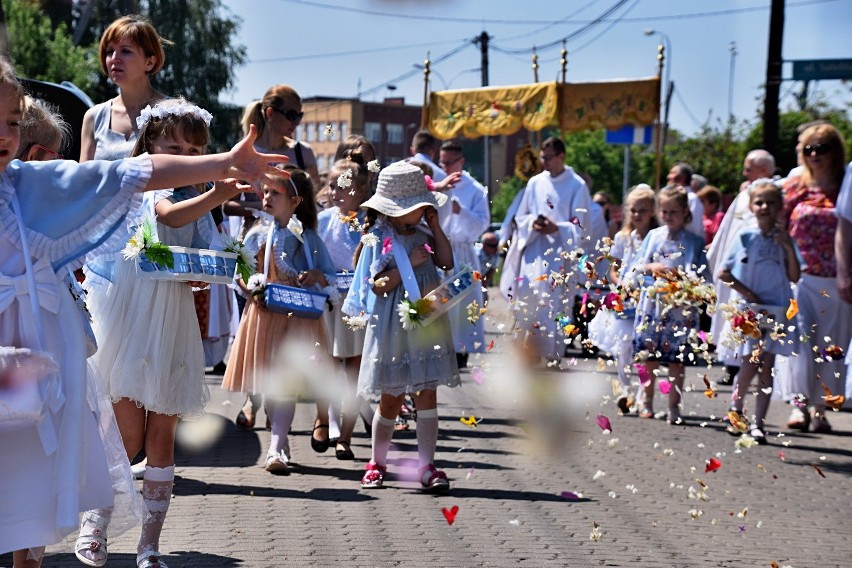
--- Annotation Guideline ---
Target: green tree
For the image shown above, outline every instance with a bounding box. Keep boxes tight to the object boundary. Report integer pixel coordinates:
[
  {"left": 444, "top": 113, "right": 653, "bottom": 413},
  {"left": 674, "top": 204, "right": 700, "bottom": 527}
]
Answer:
[
  {"left": 5, "top": 0, "right": 99, "bottom": 91},
  {"left": 665, "top": 121, "right": 747, "bottom": 195}
]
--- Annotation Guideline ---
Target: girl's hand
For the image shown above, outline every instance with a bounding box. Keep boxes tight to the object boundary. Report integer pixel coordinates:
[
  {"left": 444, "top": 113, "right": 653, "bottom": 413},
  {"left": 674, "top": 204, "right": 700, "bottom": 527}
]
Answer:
[
  {"left": 434, "top": 171, "right": 462, "bottom": 192},
  {"left": 186, "top": 280, "right": 209, "bottom": 289},
  {"left": 213, "top": 178, "right": 253, "bottom": 200},
  {"left": 645, "top": 262, "right": 667, "bottom": 276},
  {"left": 250, "top": 292, "right": 267, "bottom": 310},
  {"left": 227, "top": 125, "right": 291, "bottom": 185},
  {"left": 297, "top": 269, "right": 328, "bottom": 288},
  {"left": 773, "top": 228, "right": 794, "bottom": 250},
  {"left": 409, "top": 245, "right": 431, "bottom": 268},
  {"left": 424, "top": 206, "right": 441, "bottom": 230}
]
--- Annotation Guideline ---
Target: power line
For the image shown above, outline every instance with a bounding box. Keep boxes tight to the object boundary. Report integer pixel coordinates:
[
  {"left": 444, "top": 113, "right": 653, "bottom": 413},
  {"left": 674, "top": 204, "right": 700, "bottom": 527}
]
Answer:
[
  {"left": 249, "top": 37, "right": 469, "bottom": 64},
  {"left": 499, "top": 0, "right": 602, "bottom": 42},
  {"left": 276, "top": 0, "right": 839, "bottom": 26},
  {"left": 490, "top": 0, "right": 631, "bottom": 55}
]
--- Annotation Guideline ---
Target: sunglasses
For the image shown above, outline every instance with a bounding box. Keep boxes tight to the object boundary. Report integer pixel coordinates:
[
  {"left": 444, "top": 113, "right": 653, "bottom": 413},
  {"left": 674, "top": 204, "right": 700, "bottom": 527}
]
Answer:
[
  {"left": 803, "top": 143, "right": 830, "bottom": 157},
  {"left": 24, "top": 143, "right": 63, "bottom": 160},
  {"left": 271, "top": 107, "right": 304, "bottom": 122}
]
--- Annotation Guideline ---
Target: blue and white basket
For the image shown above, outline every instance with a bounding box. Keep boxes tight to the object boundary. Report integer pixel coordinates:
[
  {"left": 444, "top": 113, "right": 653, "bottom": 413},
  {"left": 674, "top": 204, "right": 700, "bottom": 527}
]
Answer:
[
  {"left": 137, "top": 247, "right": 238, "bottom": 285},
  {"left": 419, "top": 267, "right": 477, "bottom": 326},
  {"left": 264, "top": 283, "right": 329, "bottom": 319},
  {"left": 336, "top": 271, "right": 355, "bottom": 294}
]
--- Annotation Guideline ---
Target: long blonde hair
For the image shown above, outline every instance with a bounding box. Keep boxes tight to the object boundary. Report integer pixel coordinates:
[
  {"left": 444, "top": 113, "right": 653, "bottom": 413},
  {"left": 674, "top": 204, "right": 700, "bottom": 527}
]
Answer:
[{"left": 618, "top": 185, "right": 657, "bottom": 237}]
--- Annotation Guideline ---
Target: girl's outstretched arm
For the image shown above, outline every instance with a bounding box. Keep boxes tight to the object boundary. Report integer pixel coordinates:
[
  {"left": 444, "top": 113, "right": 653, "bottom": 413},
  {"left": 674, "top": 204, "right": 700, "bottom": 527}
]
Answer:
[
  {"left": 156, "top": 179, "right": 250, "bottom": 228},
  {"left": 145, "top": 125, "right": 287, "bottom": 192}
]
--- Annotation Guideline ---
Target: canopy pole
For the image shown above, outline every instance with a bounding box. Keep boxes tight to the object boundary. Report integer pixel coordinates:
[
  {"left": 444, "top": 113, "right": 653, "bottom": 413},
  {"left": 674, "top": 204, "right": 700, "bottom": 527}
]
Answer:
[
  {"left": 653, "top": 42, "right": 665, "bottom": 190},
  {"left": 420, "top": 52, "right": 431, "bottom": 129}
]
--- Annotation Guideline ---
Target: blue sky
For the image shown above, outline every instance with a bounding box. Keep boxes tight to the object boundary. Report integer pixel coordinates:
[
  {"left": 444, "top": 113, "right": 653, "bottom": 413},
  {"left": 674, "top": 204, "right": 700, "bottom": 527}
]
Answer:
[{"left": 218, "top": 0, "right": 850, "bottom": 136}]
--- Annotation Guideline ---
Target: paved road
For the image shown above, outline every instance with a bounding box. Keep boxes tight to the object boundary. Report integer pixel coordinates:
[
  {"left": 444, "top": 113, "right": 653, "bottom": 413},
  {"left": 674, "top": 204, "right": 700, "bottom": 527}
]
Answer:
[{"left": 4, "top": 293, "right": 851, "bottom": 567}]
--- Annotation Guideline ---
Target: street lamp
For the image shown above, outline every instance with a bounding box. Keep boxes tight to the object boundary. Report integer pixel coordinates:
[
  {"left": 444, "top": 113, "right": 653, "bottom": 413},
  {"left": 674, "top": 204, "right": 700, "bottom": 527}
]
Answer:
[
  {"left": 413, "top": 64, "right": 448, "bottom": 90},
  {"left": 728, "top": 41, "right": 737, "bottom": 122},
  {"left": 644, "top": 29, "right": 672, "bottom": 143}
]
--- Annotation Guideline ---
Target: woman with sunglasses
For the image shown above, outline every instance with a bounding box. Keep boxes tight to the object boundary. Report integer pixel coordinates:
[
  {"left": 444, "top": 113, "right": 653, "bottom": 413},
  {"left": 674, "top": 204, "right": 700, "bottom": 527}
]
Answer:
[
  {"left": 780, "top": 122, "right": 850, "bottom": 433},
  {"left": 240, "top": 84, "right": 321, "bottom": 191}
]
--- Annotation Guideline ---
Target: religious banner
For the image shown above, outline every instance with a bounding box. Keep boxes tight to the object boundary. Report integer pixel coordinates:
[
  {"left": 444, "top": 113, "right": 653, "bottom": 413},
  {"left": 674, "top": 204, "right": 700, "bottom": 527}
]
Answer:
[
  {"left": 558, "top": 77, "right": 660, "bottom": 132},
  {"left": 427, "top": 81, "right": 559, "bottom": 139}
]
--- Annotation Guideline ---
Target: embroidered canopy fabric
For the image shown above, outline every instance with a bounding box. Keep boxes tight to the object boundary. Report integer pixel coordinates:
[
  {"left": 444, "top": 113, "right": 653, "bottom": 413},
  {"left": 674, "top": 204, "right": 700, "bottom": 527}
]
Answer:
[
  {"left": 428, "top": 82, "right": 559, "bottom": 139},
  {"left": 426, "top": 77, "right": 660, "bottom": 138},
  {"left": 557, "top": 76, "right": 660, "bottom": 132}
]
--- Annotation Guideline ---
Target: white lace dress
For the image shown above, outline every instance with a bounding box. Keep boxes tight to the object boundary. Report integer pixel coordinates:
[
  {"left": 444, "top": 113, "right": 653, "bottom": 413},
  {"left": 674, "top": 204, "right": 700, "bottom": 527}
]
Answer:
[{"left": 87, "top": 188, "right": 213, "bottom": 417}]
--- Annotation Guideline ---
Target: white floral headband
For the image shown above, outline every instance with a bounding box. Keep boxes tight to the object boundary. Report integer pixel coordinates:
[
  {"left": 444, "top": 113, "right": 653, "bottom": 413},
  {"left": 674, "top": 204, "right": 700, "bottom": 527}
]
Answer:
[{"left": 136, "top": 101, "right": 214, "bottom": 130}]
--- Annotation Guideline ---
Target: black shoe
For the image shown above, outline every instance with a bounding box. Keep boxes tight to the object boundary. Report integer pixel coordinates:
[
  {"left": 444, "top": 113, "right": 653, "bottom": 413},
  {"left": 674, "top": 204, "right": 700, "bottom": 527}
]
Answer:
[
  {"left": 311, "top": 423, "right": 330, "bottom": 453},
  {"left": 335, "top": 440, "right": 355, "bottom": 460},
  {"left": 206, "top": 361, "right": 227, "bottom": 375},
  {"left": 455, "top": 352, "right": 469, "bottom": 369}
]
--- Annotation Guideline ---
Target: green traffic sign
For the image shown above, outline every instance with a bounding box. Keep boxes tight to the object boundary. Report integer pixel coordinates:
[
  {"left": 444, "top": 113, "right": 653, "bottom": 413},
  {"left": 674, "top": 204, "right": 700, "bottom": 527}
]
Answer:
[{"left": 792, "top": 59, "right": 852, "bottom": 81}]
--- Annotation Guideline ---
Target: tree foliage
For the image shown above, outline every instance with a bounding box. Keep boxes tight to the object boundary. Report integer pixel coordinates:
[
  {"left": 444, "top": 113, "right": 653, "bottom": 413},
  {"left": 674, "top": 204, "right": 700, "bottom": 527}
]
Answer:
[{"left": 5, "top": 0, "right": 99, "bottom": 91}]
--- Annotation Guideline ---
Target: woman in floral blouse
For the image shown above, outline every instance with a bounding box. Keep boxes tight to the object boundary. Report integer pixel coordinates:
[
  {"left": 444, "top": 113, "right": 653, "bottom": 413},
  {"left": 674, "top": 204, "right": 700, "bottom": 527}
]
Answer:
[{"left": 781, "top": 123, "right": 849, "bottom": 433}]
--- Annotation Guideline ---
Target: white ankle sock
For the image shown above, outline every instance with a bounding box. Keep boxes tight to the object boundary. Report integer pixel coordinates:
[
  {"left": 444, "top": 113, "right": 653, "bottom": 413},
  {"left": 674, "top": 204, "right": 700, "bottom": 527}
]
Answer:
[
  {"left": 415, "top": 408, "right": 439, "bottom": 467},
  {"left": 138, "top": 465, "right": 174, "bottom": 557},
  {"left": 371, "top": 412, "right": 395, "bottom": 466}
]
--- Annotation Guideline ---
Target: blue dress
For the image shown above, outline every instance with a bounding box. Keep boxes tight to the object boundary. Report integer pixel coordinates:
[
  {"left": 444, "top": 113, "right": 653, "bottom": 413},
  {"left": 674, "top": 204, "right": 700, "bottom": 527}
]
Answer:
[
  {"left": 0, "top": 156, "right": 151, "bottom": 553},
  {"left": 343, "top": 219, "right": 459, "bottom": 398},
  {"left": 631, "top": 227, "right": 709, "bottom": 364}
]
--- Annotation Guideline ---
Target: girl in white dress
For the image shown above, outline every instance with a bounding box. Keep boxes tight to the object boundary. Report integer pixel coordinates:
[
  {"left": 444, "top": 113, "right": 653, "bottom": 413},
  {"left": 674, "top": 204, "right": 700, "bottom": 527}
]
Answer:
[
  {"left": 0, "top": 60, "right": 283, "bottom": 567},
  {"left": 588, "top": 185, "right": 656, "bottom": 413},
  {"left": 80, "top": 99, "right": 255, "bottom": 568},
  {"left": 317, "top": 154, "right": 371, "bottom": 460},
  {"left": 343, "top": 161, "right": 459, "bottom": 491}
]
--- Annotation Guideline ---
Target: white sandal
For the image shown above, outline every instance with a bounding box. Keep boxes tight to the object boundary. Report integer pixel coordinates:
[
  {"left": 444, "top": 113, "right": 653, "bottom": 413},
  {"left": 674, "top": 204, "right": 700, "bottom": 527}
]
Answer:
[
  {"left": 137, "top": 550, "right": 169, "bottom": 568},
  {"left": 74, "top": 511, "right": 108, "bottom": 567}
]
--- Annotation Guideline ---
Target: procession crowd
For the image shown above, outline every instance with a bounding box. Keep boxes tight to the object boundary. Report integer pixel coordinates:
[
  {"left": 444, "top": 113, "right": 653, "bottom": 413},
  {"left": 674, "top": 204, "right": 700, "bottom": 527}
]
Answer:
[{"left": 1, "top": 14, "right": 850, "bottom": 568}]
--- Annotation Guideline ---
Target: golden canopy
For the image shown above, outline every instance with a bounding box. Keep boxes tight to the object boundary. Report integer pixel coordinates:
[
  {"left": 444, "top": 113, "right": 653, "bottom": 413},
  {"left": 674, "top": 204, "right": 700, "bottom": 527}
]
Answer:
[{"left": 426, "top": 77, "right": 660, "bottom": 138}]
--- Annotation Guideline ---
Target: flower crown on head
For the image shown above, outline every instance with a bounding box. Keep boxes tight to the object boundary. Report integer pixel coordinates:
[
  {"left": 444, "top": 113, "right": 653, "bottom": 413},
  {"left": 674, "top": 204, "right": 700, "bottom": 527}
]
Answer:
[{"left": 136, "top": 101, "right": 214, "bottom": 130}]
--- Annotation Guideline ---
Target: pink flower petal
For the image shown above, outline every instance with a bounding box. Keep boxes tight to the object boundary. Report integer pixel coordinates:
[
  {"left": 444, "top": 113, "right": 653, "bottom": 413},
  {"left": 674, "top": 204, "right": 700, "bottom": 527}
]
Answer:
[
  {"left": 470, "top": 366, "right": 486, "bottom": 385},
  {"left": 382, "top": 237, "right": 393, "bottom": 255},
  {"left": 595, "top": 414, "right": 612, "bottom": 433},
  {"left": 659, "top": 379, "right": 671, "bottom": 394},
  {"left": 424, "top": 243, "right": 434, "bottom": 254},
  {"left": 634, "top": 363, "right": 651, "bottom": 386},
  {"left": 560, "top": 491, "right": 581, "bottom": 501}
]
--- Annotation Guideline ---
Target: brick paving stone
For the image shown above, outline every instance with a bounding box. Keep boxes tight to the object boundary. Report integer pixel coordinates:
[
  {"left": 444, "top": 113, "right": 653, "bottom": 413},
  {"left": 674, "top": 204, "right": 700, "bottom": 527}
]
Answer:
[{"left": 3, "top": 292, "right": 851, "bottom": 567}]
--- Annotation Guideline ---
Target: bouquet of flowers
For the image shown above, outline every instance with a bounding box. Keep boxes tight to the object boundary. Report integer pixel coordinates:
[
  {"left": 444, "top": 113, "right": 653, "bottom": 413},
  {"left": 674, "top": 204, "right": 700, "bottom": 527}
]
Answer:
[
  {"left": 648, "top": 267, "right": 716, "bottom": 314},
  {"left": 246, "top": 273, "right": 267, "bottom": 297},
  {"left": 397, "top": 297, "right": 436, "bottom": 330},
  {"left": 122, "top": 218, "right": 174, "bottom": 268},
  {"left": 220, "top": 234, "right": 256, "bottom": 283}
]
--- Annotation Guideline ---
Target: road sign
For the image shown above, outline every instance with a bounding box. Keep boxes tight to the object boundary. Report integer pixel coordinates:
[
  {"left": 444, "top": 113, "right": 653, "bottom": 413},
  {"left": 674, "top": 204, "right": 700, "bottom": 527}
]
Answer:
[
  {"left": 605, "top": 124, "right": 653, "bottom": 145},
  {"left": 792, "top": 59, "right": 852, "bottom": 81}
]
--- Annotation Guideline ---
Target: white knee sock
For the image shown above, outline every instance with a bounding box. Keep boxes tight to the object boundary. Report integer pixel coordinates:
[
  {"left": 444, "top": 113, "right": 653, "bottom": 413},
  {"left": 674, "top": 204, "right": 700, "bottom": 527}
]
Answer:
[
  {"left": 268, "top": 399, "right": 296, "bottom": 459},
  {"left": 415, "top": 407, "right": 439, "bottom": 467},
  {"left": 138, "top": 465, "right": 174, "bottom": 557},
  {"left": 371, "top": 411, "right": 395, "bottom": 466}
]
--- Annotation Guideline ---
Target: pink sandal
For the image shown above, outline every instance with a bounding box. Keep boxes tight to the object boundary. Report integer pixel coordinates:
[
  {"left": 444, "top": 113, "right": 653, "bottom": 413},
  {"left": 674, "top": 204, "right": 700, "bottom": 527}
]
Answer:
[
  {"left": 419, "top": 464, "right": 450, "bottom": 492},
  {"left": 361, "top": 460, "right": 386, "bottom": 489}
]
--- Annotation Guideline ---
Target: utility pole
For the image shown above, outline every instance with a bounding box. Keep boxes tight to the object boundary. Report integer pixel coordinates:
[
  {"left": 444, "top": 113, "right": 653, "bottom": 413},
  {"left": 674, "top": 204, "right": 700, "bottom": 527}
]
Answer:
[
  {"left": 763, "top": 0, "right": 784, "bottom": 159},
  {"left": 477, "top": 31, "right": 491, "bottom": 192}
]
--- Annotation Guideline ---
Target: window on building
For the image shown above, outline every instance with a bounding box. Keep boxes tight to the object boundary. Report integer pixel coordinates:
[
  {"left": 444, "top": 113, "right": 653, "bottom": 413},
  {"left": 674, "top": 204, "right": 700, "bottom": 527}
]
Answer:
[
  {"left": 340, "top": 121, "right": 347, "bottom": 141},
  {"left": 296, "top": 125, "right": 304, "bottom": 141},
  {"left": 316, "top": 155, "right": 326, "bottom": 172},
  {"left": 305, "top": 123, "right": 314, "bottom": 142},
  {"left": 386, "top": 123, "right": 403, "bottom": 145},
  {"left": 364, "top": 122, "right": 382, "bottom": 144}
]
